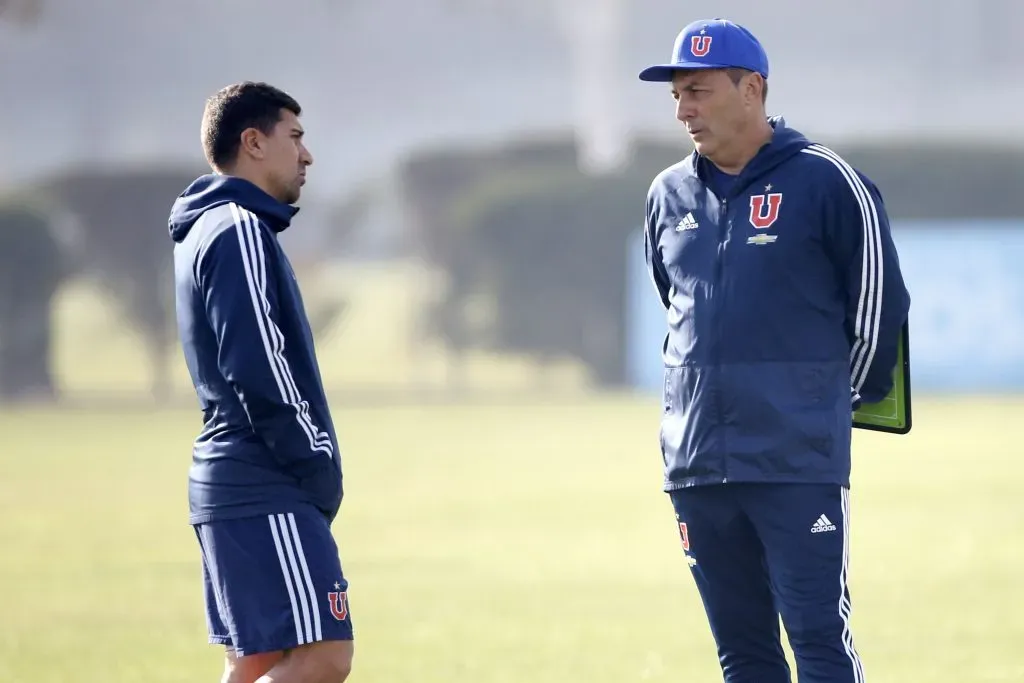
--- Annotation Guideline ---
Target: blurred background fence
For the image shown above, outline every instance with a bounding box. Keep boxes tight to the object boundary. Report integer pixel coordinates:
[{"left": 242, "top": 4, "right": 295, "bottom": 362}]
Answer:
[{"left": 1, "top": 0, "right": 1023, "bottom": 407}]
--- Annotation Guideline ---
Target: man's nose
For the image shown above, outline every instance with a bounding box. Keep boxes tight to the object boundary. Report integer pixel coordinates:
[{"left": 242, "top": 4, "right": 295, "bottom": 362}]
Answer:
[{"left": 676, "top": 98, "right": 696, "bottom": 123}]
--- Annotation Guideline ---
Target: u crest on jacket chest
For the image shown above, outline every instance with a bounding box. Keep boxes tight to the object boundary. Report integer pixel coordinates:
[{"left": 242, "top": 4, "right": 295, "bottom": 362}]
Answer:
[
  {"left": 745, "top": 184, "right": 783, "bottom": 246},
  {"left": 749, "top": 185, "right": 782, "bottom": 230},
  {"left": 663, "top": 181, "right": 815, "bottom": 248},
  {"left": 657, "top": 181, "right": 818, "bottom": 277}
]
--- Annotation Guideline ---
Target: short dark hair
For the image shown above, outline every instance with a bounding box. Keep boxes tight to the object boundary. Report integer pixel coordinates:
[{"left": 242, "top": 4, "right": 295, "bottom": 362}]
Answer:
[
  {"left": 726, "top": 68, "right": 768, "bottom": 103},
  {"left": 201, "top": 81, "right": 301, "bottom": 170}
]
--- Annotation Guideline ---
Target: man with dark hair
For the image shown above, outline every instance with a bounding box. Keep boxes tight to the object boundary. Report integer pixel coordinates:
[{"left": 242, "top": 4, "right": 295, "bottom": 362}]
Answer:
[
  {"left": 200, "top": 81, "right": 308, "bottom": 203},
  {"left": 168, "top": 81, "right": 353, "bottom": 683},
  {"left": 638, "top": 18, "right": 910, "bottom": 683}
]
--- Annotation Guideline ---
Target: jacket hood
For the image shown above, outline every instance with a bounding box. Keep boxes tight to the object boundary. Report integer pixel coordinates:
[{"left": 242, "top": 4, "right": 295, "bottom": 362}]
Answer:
[
  {"left": 168, "top": 174, "right": 299, "bottom": 243},
  {"left": 685, "top": 115, "right": 812, "bottom": 193}
]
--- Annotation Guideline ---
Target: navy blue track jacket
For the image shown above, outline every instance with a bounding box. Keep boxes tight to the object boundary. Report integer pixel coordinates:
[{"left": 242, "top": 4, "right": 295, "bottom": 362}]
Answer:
[
  {"left": 644, "top": 117, "right": 910, "bottom": 491},
  {"left": 169, "top": 175, "right": 342, "bottom": 525}
]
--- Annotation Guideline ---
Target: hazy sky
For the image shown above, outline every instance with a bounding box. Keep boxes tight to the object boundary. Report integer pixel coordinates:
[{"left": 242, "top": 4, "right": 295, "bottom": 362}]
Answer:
[{"left": 1, "top": 0, "right": 1020, "bottom": 197}]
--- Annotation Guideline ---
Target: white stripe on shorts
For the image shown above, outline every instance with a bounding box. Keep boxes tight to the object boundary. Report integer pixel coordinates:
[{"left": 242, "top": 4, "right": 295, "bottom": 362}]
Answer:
[{"left": 268, "top": 513, "right": 323, "bottom": 645}]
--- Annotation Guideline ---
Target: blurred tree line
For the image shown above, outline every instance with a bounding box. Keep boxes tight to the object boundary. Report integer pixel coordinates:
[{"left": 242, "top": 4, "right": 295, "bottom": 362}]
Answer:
[
  {"left": 397, "top": 134, "right": 1024, "bottom": 386},
  {"left": 1, "top": 134, "right": 1022, "bottom": 402}
]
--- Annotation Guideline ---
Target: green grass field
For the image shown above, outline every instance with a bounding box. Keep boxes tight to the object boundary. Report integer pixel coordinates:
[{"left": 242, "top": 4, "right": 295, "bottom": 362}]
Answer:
[{"left": 1, "top": 395, "right": 1022, "bottom": 682}]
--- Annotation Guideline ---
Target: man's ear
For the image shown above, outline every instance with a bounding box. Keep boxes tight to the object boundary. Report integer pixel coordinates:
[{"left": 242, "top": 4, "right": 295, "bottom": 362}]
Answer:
[
  {"left": 750, "top": 73, "right": 766, "bottom": 104},
  {"left": 740, "top": 74, "right": 754, "bottom": 101},
  {"left": 239, "top": 128, "right": 264, "bottom": 160}
]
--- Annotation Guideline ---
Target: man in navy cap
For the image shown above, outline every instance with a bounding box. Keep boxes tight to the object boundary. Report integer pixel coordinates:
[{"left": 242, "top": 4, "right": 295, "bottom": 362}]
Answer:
[{"left": 638, "top": 18, "right": 910, "bottom": 683}]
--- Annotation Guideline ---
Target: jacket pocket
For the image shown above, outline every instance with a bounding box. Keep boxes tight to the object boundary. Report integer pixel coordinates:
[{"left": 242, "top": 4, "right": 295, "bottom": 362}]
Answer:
[
  {"left": 660, "top": 366, "right": 721, "bottom": 480},
  {"left": 722, "top": 361, "right": 846, "bottom": 464},
  {"left": 289, "top": 454, "right": 341, "bottom": 509},
  {"left": 660, "top": 367, "right": 683, "bottom": 467},
  {"left": 662, "top": 366, "right": 682, "bottom": 415},
  {"left": 789, "top": 364, "right": 839, "bottom": 456}
]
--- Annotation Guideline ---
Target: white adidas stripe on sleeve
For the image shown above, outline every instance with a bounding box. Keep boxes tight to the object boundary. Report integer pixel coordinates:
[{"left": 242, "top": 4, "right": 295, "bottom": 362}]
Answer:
[
  {"left": 801, "top": 145, "right": 884, "bottom": 395},
  {"left": 229, "top": 203, "right": 333, "bottom": 458}
]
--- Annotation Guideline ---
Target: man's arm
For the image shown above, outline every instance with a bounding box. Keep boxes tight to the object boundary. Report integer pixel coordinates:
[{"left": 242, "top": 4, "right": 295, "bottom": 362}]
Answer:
[
  {"left": 196, "top": 205, "right": 334, "bottom": 463},
  {"left": 818, "top": 153, "right": 911, "bottom": 405},
  {"left": 644, "top": 195, "right": 672, "bottom": 310}
]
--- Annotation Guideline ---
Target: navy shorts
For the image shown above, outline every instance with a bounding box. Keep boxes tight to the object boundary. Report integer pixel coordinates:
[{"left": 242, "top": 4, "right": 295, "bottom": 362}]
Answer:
[{"left": 194, "top": 509, "right": 354, "bottom": 656}]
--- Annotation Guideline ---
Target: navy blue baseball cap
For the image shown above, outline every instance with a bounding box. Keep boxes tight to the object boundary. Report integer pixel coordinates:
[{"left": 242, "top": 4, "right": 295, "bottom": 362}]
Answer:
[{"left": 638, "top": 18, "right": 769, "bottom": 82}]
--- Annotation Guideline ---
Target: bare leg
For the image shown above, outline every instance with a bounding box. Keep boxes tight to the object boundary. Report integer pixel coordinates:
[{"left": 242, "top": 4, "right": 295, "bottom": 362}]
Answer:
[
  {"left": 256, "top": 641, "right": 353, "bottom": 683},
  {"left": 223, "top": 647, "right": 285, "bottom": 683}
]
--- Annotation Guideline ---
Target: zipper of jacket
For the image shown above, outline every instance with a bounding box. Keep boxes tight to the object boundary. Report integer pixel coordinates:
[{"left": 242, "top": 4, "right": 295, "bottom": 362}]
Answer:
[{"left": 715, "top": 194, "right": 729, "bottom": 484}]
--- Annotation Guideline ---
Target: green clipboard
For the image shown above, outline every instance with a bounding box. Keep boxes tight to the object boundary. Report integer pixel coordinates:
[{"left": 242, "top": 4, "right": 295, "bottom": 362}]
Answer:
[{"left": 852, "top": 322, "right": 912, "bottom": 434}]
